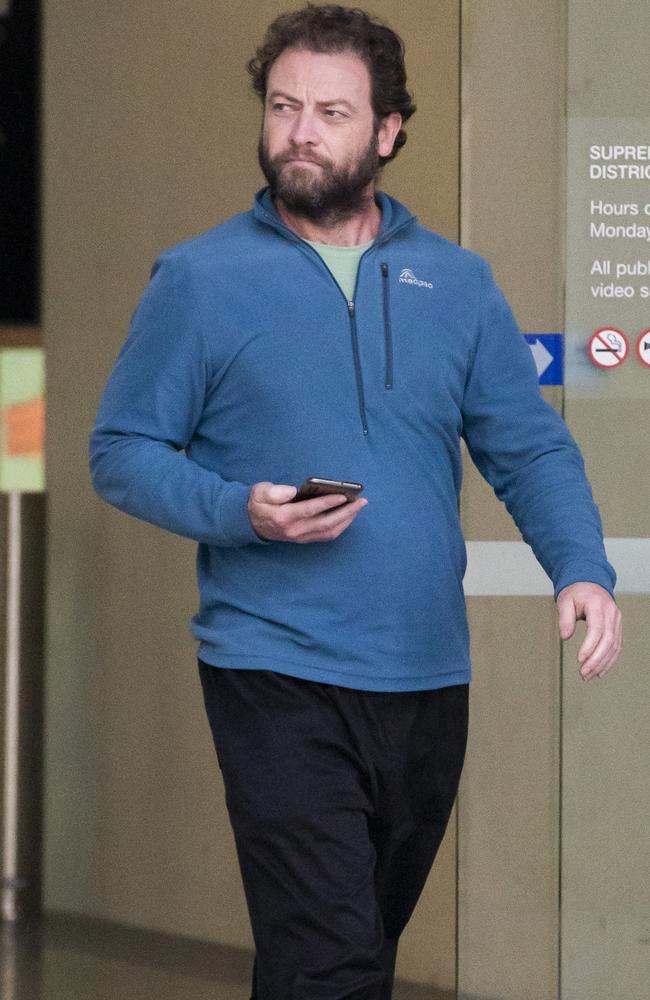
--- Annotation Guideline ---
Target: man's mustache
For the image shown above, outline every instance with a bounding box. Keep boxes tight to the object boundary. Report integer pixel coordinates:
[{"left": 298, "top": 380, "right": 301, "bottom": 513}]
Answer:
[{"left": 276, "top": 152, "right": 329, "bottom": 168}]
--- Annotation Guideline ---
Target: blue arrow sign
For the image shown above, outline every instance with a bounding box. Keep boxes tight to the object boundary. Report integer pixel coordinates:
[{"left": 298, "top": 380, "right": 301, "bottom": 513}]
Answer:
[{"left": 524, "top": 334, "right": 564, "bottom": 385}]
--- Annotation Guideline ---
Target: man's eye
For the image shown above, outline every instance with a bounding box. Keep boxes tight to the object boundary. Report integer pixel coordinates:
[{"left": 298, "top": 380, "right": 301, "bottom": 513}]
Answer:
[
  {"left": 324, "top": 109, "right": 345, "bottom": 118},
  {"left": 272, "top": 102, "right": 291, "bottom": 112}
]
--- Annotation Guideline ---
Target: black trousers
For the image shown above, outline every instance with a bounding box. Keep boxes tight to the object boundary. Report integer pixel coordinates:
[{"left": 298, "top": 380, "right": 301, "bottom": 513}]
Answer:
[{"left": 198, "top": 660, "right": 469, "bottom": 1000}]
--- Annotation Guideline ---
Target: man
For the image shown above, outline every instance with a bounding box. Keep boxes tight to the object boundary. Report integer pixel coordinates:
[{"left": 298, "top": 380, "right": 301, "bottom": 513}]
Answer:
[{"left": 89, "top": 5, "right": 622, "bottom": 998}]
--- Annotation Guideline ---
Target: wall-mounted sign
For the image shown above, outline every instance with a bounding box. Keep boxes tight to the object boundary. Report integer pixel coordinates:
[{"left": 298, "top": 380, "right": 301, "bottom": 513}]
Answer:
[
  {"left": 0, "top": 348, "right": 44, "bottom": 491},
  {"left": 636, "top": 328, "right": 650, "bottom": 368},
  {"left": 587, "top": 327, "right": 629, "bottom": 369},
  {"left": 566, "top": 122, "right": 650, "bottom": 396},
  {"left": 524, "top": 334, "right": 564, "bottom": 385}
]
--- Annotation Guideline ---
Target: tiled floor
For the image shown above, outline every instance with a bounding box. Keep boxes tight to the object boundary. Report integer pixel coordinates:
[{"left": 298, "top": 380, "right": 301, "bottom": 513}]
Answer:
[{"left": 1, "top": 911, "right": 443, "bottom": 999}]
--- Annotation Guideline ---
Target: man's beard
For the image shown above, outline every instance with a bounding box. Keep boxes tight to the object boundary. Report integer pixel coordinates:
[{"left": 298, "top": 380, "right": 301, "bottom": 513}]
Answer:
[{"left": 258, "top": 130, "right": 381, "bottom": 224}]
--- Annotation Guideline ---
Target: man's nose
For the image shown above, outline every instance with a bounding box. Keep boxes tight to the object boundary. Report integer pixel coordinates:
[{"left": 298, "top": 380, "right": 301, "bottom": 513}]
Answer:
[{"left": 288, "top": 108, "right": 319, "bottom": 147}]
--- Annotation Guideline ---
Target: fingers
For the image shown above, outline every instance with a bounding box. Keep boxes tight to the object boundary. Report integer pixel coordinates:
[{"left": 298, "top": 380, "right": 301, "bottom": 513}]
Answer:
[
  {"left": 557, "top": 583, "right": 623, "bottom": 681},
  {"left": 251, "top": 481, "right": 297, "bottom": 504},
  {"left": 587, "top": 636, "right": 623, "bottom": 680},
  {"left": 578, "top": 602, "right": 622, "bottom": 680},
  {"left": 251, "top": 482, "right": 351, "bottom": 516},
  {"left": 290, "top": 492, "right": 355, "bottom": 519},
  {"left": 556, "top": 590, "right": 578, "bottom": 640},
  {"left": 577, "top": 607, "right": 604, "bottom": 667},
  {"left": 578, "top": 599, "right": 623, "bottom": 680},
  {"left": 293, "top": 497, "right": 368, "bottom": 543},
  {"left": 248, "top": 481, "right": 368, "bottom": 543}
]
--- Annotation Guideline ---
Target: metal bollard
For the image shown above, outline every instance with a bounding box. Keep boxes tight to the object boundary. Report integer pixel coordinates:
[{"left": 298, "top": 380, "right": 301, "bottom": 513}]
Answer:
[{"left": 1, "top": 492, "right": 46, "bottom": 922}]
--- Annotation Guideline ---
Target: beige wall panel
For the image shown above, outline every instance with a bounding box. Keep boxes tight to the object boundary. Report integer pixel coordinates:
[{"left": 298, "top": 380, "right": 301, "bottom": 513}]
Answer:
[
  {"left": 460, "top": 2, "right": 565, "bottom": 329},
  {"left": 458, "top": 598, "right": 560, "bottom": 1000},
  {"left": 562, "top": 401, "right": 648, "bottom": 536},
  {"left": 379, "top": 0, "right": 459, "bottom": 240},
  {"left": 43, "top": 0, "right": 461, "bottom": 980},
  {"left": 459, "top": 2, "right": 566, "bottom": 998},
  {"left": 460, "top": 0, "right": 566, "bottom": 543},
  {"left": 560, "top": 596, "right": 649, "bottom": 1000}
]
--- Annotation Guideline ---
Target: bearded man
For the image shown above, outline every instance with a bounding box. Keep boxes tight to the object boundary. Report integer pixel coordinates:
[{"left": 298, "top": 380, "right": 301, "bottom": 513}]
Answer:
[{"left": 90, "top": 5, "right": 621, "bottom": 998}]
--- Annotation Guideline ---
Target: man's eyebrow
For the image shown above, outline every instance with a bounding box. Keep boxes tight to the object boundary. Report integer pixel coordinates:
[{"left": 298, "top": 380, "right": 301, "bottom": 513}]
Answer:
[{"left": 267, "top": 90, "right": 357, "bottom": 111}]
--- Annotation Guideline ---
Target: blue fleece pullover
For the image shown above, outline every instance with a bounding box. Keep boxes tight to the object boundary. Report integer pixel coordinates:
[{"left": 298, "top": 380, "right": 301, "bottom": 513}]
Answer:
[{"left": 89, "top": 187, "right": 616, "bottom": 691}]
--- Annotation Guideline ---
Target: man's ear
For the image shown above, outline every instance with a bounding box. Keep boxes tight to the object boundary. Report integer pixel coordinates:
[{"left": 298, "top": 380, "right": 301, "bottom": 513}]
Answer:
[{"left": 377, "top": 112, "right": 403, "bottom": 159}]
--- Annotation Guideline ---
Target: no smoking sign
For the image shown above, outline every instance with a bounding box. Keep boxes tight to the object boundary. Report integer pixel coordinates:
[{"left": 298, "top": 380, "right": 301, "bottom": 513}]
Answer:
[{"left": 587, "top": 327, "right": 629, "bottom": 369}]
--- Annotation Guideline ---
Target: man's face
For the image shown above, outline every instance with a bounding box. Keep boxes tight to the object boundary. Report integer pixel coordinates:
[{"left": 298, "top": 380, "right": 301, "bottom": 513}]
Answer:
[{"left": 258, "top": 47, "right": 383, "bottom": 220}]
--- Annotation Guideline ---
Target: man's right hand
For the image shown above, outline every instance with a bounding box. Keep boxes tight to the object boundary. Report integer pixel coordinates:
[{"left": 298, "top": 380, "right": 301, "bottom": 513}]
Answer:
[{"left": 248, "top": 481, "right": 368, "bottom": 543}]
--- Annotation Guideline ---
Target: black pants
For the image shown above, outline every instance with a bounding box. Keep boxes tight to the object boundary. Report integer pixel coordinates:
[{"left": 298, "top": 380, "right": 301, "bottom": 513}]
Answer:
[{"left": 198, "top": 660, "right": 469, "bottom": 1000}]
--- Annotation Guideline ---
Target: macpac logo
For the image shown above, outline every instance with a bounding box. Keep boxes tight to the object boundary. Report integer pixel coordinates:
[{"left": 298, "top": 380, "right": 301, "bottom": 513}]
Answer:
[{"left": 399, "top": 267, "right": 433, "bottom": 289}]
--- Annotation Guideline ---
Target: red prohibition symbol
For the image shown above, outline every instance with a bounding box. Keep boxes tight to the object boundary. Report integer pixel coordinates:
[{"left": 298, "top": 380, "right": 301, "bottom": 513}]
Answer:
[
  {"left": 587, "top": 327, "right": 629, "bottom": 369},
  {"left": 636, "top": 328, "right": 650, "bottom": 369}
]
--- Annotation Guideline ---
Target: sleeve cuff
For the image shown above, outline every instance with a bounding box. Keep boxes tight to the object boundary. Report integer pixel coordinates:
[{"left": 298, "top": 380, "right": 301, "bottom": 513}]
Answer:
[
  {"left": 218, "top": 481, "right": 273, "bottom": 547},
  {"left": 553, "top": 560, "right": 617, "bottom": 601}
]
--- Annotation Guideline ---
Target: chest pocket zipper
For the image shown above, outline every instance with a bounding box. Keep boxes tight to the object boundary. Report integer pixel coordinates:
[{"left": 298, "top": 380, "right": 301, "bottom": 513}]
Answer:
[{"left": 380, "top": 263, "right": 393, "bottom": 389}]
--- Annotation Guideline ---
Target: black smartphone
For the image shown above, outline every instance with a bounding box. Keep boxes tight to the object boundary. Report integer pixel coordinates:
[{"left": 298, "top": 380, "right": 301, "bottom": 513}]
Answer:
[{"left": 290, "top": 477, "right": 365, "bottom": 503}]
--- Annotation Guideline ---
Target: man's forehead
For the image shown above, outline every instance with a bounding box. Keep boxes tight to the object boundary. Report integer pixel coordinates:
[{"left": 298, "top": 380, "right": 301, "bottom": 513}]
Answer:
[{"left": 266, "top": 47, "right": 371, "bottom": 97}]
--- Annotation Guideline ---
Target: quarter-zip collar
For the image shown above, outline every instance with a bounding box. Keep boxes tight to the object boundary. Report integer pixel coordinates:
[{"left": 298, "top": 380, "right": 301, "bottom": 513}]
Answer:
[
  {"left": 253, "top": 186, "right": 417, "bottom": 248},
  {"left": 253, "top": 186, "right": 415, "bottom": 439}
]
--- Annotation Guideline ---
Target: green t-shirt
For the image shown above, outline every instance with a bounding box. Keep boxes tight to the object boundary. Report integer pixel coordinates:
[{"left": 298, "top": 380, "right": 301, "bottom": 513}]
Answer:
[{"left": 304, "top": 238, "right": 374, "bottom": 303}]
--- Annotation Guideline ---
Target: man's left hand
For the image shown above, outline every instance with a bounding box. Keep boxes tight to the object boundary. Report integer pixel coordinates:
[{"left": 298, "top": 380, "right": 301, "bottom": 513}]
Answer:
[{"left": 556, "top": 582, "right": 622, "bottom": 681}]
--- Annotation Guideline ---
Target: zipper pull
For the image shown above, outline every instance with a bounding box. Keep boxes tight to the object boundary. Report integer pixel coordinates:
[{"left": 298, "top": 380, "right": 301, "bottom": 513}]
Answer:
[
  {"left": 348, "top": 301, "right": 355, "bottom": 316},
  {"left": 381, "top": 262, "right": 388, "bottom": 277}
]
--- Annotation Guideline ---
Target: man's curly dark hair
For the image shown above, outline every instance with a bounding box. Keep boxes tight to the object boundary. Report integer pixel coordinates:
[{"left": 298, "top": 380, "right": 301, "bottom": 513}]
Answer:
[{"left": 247, "top": 4, "right": 416, "bottom": 167}]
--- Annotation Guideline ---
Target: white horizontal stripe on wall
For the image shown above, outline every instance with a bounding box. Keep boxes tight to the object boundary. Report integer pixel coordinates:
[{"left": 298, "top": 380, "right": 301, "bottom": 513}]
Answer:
[{"left": 464, "top": 539, "right": 650, "bottom": 595}]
